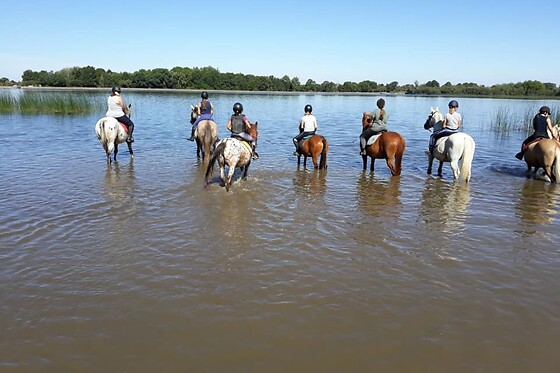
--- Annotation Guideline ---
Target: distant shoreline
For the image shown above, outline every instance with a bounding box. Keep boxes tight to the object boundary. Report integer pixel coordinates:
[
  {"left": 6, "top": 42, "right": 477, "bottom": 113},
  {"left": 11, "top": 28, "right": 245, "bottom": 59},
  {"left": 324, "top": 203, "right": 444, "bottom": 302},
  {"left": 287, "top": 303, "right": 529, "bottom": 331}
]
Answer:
[{"left": 4, "top": 86, "right": 560, "bottom": 100}]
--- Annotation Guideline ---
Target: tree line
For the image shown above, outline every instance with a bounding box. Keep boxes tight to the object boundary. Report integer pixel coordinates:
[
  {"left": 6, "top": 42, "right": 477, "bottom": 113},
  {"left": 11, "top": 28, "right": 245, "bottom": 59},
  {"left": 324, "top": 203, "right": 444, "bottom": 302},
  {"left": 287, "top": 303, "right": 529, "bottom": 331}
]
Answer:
[{"left": 10, "top": 65, "right": 560, "bottom": 97}]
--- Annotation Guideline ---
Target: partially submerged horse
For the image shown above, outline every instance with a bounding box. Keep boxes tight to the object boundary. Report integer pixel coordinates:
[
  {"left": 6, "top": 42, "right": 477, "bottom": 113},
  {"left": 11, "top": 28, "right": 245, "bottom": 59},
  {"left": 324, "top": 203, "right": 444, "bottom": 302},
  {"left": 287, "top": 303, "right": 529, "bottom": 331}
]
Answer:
[
  {"left": 423, "top": 107, "right": 475, "bottom": 182},
  {"left": 295, "top": 134, "right": 329, "bottom": 169},
  {"left": 95, "top": 104, "right": 133, "bottom": 163},
  {"left": 190, "top": 104, "right": 219, "bottom": 161},
  {"left": 205, "top": 122, "right": 258, "bottom": 191},
  {"left": 522, "top": 126, "right": 560, "bottom": 182},
  {"left": 361, "top": 113, "right": 406, "bottom": 175}
]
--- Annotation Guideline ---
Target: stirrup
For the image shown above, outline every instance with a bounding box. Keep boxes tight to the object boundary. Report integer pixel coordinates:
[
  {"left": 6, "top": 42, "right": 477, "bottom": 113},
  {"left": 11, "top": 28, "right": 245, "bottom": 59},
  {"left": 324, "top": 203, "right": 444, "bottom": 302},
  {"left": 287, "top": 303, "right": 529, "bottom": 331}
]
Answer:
[{"left": 126, "top": 136, "right": 134, "bottom": 143}]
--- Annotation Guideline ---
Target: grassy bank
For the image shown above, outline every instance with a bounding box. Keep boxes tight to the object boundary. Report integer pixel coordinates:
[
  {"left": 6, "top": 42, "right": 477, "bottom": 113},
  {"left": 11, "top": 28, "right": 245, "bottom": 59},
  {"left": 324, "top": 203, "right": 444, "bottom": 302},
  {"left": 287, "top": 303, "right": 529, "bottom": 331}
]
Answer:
[
  {"left": 491, "top": 104, "right": 560, "bottom": 134},
  {"left": 0, "top": 91, "right": 103, "bottom": 114}
]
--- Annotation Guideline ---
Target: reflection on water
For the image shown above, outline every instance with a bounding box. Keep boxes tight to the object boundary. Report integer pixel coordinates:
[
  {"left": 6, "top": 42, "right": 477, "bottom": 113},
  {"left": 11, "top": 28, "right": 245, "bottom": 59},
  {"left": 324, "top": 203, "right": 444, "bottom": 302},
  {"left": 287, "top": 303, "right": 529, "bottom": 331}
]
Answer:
[
  {"left": 515, "top": 179, "right": 559, "bottom": 226},
  {"left": 355, "top": 173, "right": 402, "bottom": 221},
  {"left": 419, "top": 178, "right": 471, "bottom": 235},
  {"left": 103, "top": 160, "right": 137, "bottom": 208},
  {"left": 292, "top": 169, "right": 327, "bottom": 198}
]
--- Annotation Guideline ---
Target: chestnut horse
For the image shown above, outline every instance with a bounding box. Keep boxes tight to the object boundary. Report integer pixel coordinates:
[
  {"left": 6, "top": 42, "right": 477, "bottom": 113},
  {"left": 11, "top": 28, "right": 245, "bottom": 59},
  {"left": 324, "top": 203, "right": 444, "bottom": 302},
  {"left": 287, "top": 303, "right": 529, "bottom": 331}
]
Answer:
[
  {"left": 522, "top": 126, "right": 560, "bottom": 182},
  {"left": 295, "top": 134, "right": 329, "bottom": 169},
  {"left": 361, "top": 113, "right": 406, "bottom": 175},
  {"left": 190, "top": 104, "right": 219, "bottom": 161},
  {"left": 95, "top": 104, "right": 133, "bottom": 163},
  {"left": 205, "top": 122, "right": 258, "bottom": 191}
]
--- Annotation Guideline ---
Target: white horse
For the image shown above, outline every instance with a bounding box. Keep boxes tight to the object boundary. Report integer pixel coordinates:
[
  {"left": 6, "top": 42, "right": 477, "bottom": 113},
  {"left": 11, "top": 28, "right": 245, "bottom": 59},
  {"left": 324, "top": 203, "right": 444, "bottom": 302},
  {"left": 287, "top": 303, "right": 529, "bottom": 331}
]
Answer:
[
  {"left": 205, "top": 122, "right": 258, "bottom": 192},
  {"left": 95, "top": 104, "right": 133, "bottom": 163},
  {"left": 423, "top": 107, "right": 476, "bottom": 182}
]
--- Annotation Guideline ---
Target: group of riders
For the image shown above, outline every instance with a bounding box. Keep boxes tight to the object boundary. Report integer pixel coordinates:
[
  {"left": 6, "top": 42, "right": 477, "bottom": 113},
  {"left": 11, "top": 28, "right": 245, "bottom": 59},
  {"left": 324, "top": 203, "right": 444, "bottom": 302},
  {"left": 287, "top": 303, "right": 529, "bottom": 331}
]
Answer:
[{"left": 106, "top": 87, "right": 556, "bottom": 162}]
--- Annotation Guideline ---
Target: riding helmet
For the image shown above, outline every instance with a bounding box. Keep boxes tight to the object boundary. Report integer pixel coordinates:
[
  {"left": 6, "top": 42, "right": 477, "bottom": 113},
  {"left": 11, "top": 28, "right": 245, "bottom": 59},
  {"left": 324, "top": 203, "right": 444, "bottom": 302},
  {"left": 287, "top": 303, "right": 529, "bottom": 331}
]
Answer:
[
  {"left": 539, "top": 106, "right": 551, "bottom": 114},
  {"left": 448, "top": 100, "right": 459, "bottom": 108},
  {"left": 201, "top": 91, "right": 209, "bottom": 99},
  {"left": 304, "top": 104, "right": 313, "bottom": 113},
  {"left": 111, "top": 86, "right": 122, "bottom": 94},
  {"left": 233, "top": 102, "right": 243, "bottom": 114},
  {"left": 376, "top": 98, "right": 385, "bottom": 109}
]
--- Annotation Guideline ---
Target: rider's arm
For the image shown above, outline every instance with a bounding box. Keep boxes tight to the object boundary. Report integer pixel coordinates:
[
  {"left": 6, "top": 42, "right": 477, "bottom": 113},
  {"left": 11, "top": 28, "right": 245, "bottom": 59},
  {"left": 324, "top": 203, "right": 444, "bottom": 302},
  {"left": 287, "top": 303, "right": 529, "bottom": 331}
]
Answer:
[
  {"left": 117, "top": 96, "right": 126, "bottom": 111},
  {"left": 226, "top": 118, "right": 232, "bottom": 131},
  {"left": 210, "top": 102, "right": 214, "bottom": 115},
  {"left": 244, "top": 118, "right": 252, "bottom": 129},
  {"left": 196, "top": 103, "right": 202, "bottom": 116}
]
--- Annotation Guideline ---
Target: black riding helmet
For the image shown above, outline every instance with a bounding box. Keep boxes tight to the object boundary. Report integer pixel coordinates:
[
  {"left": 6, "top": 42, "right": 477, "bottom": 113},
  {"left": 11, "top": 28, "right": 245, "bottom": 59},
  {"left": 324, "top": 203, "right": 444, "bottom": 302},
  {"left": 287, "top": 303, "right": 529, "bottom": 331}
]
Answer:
[
  {"left": 376, "top": 98, "right": 385, "bottom": 109},
  {"left": 201, "top": 91, "right": 209, "bottom": 99},
  {"left": 304, "top": 104, "right": 312, "bottom": 113},
  {"left": 448, "top": 100, "right": 459, "bottom": 108},
  {"left": 233, "top": 102, "right": 243, "bottom": 114},
  {"left": 111, "top": 86, "right": 121, "bottom": 94},
  {"left": 539, "top": 106, "right": 551, "bottom": 114}
]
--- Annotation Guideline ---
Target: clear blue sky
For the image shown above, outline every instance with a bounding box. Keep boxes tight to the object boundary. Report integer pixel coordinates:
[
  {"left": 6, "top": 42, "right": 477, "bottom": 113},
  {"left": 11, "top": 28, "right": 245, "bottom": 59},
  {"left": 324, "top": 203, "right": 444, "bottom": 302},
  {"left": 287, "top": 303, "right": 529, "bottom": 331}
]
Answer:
[{"left": 1, "top": 0, "right": 558, "bottom": 86}]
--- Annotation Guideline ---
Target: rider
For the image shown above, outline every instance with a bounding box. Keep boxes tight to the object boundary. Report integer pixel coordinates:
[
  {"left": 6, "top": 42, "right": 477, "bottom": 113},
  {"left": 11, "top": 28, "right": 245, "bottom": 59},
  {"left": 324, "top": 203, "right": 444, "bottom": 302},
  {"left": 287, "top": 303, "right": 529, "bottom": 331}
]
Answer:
[
  {"left": 428, "top": 99, "right": 461, "bottom": 155},
  {"left": 359, "top": 98, "right": 388, "bottom": 155},
  {"left": 187, "top": 91, "right": 214, "bottom": 141},
  {"left": 226, "top": 102, "right": 259, "bottom": 160},
  {"left": 515, "top": 105, "right": 555, "bottom": 160},
  {"left": 106, "top": 86, "right": 134, "bottom": 143},
  {"left": 292, "top": 104, "right": 318, "bottom": 155}
]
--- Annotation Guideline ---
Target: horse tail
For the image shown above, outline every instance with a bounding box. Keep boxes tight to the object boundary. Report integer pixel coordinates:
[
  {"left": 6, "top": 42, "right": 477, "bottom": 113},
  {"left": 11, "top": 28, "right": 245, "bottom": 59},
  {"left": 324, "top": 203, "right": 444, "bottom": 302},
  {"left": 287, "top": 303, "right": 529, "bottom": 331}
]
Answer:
[
  {"left": 96, "top": 118, "right": 106, "bottom": 143},
  {"left": 553, "top": 145, "right": 560, "bottom": 183},
  {"left": 394, "top": 135, "right": 406, "bottom": 176},
  {"left": 319, "top": 136, "right": 329, "bottom": 169},
  {"left": 460, "top": 135, "right": 475, "bottom": 182},
  {"left": 205, "top": 140, "right": 226, "bottom": 185}
]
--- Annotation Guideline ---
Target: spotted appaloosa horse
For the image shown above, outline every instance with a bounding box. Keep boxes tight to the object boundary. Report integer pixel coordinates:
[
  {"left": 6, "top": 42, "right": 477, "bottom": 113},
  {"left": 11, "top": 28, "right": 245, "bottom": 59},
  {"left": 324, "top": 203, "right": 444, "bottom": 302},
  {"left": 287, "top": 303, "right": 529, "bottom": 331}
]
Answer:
[
  {"left": 295, "top": 134, "right": 329, "bottom": 169},
  {"left": 189, "top": 104, "right": 219, "bottom": 161},
  {"left": 423, "top": 107, "right": 475, "bottom": 182},
  {"left": 205, "top": 122, "right": 258, "bottom": 191},
  {"left": 95, "top": 104, "right": 133, "bottom": 163},
  {"left": 361, "top": 112, "right": 406, "bottom": 175}
]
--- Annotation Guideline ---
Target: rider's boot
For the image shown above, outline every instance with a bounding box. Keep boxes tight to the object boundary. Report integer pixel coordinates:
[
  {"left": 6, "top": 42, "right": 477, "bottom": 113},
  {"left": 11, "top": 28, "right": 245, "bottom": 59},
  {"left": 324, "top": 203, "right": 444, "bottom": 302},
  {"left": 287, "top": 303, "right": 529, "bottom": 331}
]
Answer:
[
  {"left": 126, "top": 124, "right": 135, "bottom": 143},
  {"left": 252, "top": 145, "right": 259, "bottom": 160},
  {"left": 187, "top": 126, "right": 195, "bottom": 141}
]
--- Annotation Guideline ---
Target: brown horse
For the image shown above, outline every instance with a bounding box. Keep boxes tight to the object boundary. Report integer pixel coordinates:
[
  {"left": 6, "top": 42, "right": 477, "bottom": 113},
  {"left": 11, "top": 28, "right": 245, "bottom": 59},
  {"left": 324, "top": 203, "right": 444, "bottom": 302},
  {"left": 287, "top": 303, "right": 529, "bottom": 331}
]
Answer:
[
  {"left": 190, "top": 105, "right": 219, "bottom": 162},
  {"left": 361, "top": 113, "right": 406, "bottom": 175},
  {"left": 523, "top": 127, "right": 560, "bottom": 182},
  {"left": 295, "top": 134, "right": 329, "bottom": 169}
]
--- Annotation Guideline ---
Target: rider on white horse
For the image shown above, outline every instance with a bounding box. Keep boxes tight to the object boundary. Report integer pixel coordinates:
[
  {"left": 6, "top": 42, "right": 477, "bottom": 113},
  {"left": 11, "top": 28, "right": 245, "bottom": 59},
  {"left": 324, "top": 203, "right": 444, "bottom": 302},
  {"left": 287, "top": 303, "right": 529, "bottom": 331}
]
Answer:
[
  {"left": 428, "top": 100, "right": 461, "bottom": 155},
  {"left": 226, "top": 102, "right": 259, "bottom": 160},
  {"left": 106, "top": 86, "right": 134, "bottom": 143}
]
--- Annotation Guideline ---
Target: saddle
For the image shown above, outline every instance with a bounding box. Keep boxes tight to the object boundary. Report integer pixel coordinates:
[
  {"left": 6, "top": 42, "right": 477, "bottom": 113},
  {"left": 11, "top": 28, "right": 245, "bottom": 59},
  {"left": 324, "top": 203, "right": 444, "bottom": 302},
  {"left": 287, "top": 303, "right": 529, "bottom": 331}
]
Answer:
[
  {"left": 366, "top": 133, "right": 382, "bottom": 146},
  {"left": 297, "top": 134, "right": 314, "bottom": 148},
  {"left": 118, "top": 121, "right": 129, "bottom": 133},
  {"left": 521, "top": 137, "right": 546, "bottom": 151},
  {"left": 231, "top": 135, "right": 254, "bottom": 155}
]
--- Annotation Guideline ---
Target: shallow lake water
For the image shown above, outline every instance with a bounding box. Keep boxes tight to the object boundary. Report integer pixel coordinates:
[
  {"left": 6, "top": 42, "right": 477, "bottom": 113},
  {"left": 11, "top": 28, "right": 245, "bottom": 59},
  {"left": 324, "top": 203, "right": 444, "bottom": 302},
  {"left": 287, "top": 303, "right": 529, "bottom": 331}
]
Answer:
[{"left": 1, "top": 90, "right": 559, "bottom": 372}]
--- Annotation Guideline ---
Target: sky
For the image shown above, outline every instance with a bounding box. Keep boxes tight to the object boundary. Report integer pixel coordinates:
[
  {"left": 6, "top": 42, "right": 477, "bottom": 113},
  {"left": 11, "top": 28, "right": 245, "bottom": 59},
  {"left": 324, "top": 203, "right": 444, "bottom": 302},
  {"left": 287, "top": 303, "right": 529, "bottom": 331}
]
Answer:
[{"left": 1, "top": 0, "right": 559, "bottom": 86}]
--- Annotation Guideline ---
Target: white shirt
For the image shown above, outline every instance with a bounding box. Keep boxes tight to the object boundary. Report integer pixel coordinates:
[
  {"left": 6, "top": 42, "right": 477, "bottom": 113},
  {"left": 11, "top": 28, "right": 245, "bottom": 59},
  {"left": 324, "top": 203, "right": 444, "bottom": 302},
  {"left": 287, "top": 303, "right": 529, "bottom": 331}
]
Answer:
[
  {"left": 300, "top": 114, "right": 318, "bottom": 132},
  {"left": 444, "top": 112, "right": 461, "bottom": 130},
  {"left": 106, "top": 95, "right": 125, "bottom": 117}
]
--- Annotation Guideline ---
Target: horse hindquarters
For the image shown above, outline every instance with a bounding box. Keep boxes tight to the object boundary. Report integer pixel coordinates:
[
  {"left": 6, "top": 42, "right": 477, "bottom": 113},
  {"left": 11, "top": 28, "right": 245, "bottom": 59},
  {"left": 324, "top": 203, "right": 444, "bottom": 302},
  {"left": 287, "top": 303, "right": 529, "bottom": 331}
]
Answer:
[
  {"left": 459, "top": 136, "right": 475, "bottom": 182},
  {"left": 319, "top": 137, "right": 328, "bottom": 170},
  {"left": 553, "top": 146, "right": 560, "bottom": 183}
]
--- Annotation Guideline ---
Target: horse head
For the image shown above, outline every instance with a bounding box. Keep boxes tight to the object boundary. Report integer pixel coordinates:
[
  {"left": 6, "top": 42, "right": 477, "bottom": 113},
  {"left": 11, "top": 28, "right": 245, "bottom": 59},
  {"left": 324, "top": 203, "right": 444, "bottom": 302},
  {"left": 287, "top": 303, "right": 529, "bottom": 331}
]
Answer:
[
  {"left": 124, "top": 103, "right": 132, "bottom": 118},
  {"left": 424, "top": 107, "right": 442, "bottom": 130},
  {"left": 190, "top": 104, "right": 198, "bottom": 124},
  {"left": 249, "top": 121, "right": 258, "bottom": 147},
  {"left": 362, "top": 112, "right": 374, "bottom": 128}
]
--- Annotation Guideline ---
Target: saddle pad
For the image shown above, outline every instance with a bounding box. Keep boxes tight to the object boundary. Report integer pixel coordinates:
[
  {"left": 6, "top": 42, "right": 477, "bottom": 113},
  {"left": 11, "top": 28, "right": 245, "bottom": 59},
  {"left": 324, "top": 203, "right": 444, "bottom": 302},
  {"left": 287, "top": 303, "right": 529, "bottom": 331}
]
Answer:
[
  {"left": 119, "top": 122, "right": 128, "bottom": 133},
  {"left": 366, "top": 133, "right": 381, "bottom": 146}
]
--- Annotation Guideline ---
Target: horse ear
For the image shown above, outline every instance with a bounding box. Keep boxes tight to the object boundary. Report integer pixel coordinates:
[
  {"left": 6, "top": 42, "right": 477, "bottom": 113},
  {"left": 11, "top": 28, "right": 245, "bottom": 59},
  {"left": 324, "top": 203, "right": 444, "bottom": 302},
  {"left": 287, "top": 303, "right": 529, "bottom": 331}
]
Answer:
[
  {"left": 430, "top": 107, "right": 434, "bottom": 112},
  {"left": 436, "top": 107, "right": 439, "bottom": 112},
  {"left": 191, "top": 104, "right": 194, "bottom": 110},
  {"left": 254, "top": 121, "right": 258, "bottom": 127}
]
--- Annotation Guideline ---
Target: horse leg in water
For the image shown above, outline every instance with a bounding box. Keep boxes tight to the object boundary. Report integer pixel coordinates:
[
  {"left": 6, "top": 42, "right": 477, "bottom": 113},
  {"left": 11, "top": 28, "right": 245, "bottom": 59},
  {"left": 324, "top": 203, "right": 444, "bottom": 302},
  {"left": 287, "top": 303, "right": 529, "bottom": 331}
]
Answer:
[
  {"left": 126, "top": 141, "right": 134, "bottom": 158},
  {"left": 113, "top": 143, "right": 119, "bottom": 162},
  {"left": 242, "top": 162, "right": 251, "bottom": 180},
  {"left": 385, "top": 156, "right": 397, "bottom": 176},
  {"left": 370, "top": 157, "right": 375, "bottom": 172},
  {"left": 437, "top": 161, "right": 444, "bottom": 177},
  {"left": 427, "top": 154, "right": 434, "bottom": 175},
  {"left": 225, "top": 159, "right": 239, "bottom": 192},
  {"left": 450, "top": 159, "right": 460, "bottom": 180}
]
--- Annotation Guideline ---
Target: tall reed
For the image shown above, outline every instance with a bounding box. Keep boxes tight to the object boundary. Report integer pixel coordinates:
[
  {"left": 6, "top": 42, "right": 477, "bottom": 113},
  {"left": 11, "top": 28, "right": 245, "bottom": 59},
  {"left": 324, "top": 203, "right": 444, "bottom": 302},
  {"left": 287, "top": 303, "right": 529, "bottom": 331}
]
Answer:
[{"left": 0, "top": 91, "right": 103, "bottom": 114}]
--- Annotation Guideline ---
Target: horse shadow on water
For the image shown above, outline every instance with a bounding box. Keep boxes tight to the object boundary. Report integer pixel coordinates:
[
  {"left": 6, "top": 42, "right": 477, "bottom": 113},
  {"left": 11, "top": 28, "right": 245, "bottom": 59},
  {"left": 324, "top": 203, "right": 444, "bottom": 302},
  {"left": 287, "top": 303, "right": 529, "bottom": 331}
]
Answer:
[
  {"left": 515, "top": 179, "right": 559, "bottom": 225},
  {"left": 356, "top": 173, "right": 402, "bottom": 221},
  {"left": 419, "top": 177, "right": 472, "bottom": 236}
]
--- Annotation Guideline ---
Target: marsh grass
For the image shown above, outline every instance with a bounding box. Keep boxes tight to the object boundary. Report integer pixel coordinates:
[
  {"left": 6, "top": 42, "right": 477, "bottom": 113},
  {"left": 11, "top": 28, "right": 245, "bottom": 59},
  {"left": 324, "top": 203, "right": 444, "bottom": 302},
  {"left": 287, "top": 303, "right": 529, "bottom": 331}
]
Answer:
[
  {"left": 491, "top": 104, "right": 560, "bottom": 135},
  {"left": 0, "top": 91, "right": 103, "bottom": 114}
]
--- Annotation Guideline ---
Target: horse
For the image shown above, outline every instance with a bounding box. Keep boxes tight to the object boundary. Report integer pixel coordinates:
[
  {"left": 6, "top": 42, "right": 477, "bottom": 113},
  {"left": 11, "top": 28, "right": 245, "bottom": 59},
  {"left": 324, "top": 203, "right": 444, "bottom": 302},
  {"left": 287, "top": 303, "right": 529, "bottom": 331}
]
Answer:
[
  {"left": 522, "top": 126, "right": 560, "bottom": 182},
  {"left": 423, "top": 107, "right": 475, "bottom": 182},
  {"left": 190, "top": 104, "right": 219, "bottom": 161},
  {"left": 360, "top": 113, "right": 406, "bottom": 175},
  {"left": 205, "top": 122, "right": 258, "bottom": 191},
  {"left": 95, "top": 104, "right": 133, "bottom": 163},
  {"left": 295, "top": 134, "right": 329, "bottom": 169}
]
